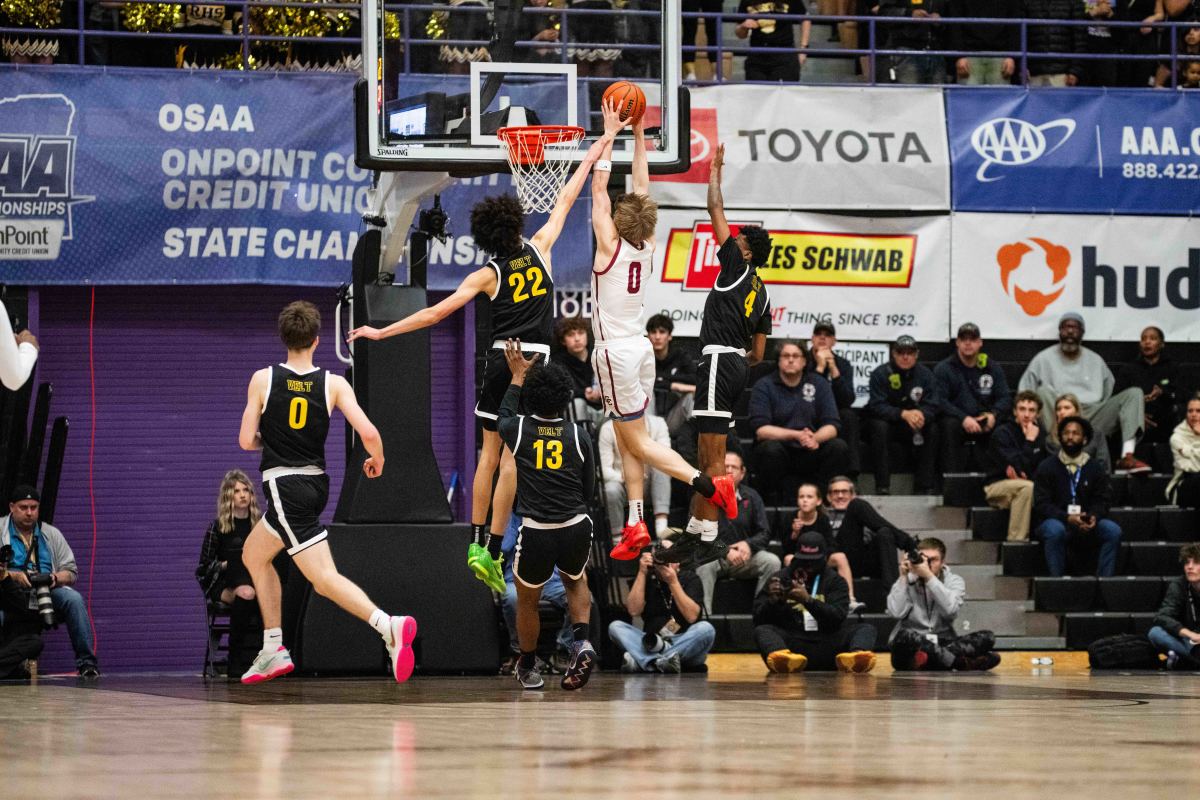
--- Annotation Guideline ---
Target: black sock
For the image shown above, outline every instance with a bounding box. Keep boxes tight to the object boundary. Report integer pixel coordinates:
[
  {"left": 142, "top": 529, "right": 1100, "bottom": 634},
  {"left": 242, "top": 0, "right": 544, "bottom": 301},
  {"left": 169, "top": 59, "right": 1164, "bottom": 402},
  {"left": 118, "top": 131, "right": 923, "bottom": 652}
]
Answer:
[
  {"left": 572, "top": 622, "right": 590, "bottom": 642},
  {"left": 486, "top": 534, "right": 503, "bottom": 560},
  {"left": 471, "top": 524, "right": 486, "bottom": 546},
  {"left": 518, "top": 651, "right": 536, "bottom": 669},
  {"left": 691, "top": 473, "right": 716, "bottom": 498}
]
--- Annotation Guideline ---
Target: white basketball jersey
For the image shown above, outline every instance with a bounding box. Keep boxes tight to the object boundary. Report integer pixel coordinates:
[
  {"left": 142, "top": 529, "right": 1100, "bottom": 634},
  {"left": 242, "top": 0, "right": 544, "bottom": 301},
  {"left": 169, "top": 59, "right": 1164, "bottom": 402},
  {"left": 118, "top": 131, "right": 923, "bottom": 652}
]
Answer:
[{"left": 591, "top": 238, "right": 654, "bottom": 343}]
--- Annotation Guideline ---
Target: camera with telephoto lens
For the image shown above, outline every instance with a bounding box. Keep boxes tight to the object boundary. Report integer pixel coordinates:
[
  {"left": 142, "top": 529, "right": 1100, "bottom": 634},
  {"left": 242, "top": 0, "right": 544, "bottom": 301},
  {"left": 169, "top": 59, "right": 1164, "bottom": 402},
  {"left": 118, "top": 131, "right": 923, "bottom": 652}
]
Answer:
[
  {"left": 27, "top": 570, "right": 57, "bottom": 628},
  {"left": 907, "top": 546, "right": 925, "bottom": 566}
]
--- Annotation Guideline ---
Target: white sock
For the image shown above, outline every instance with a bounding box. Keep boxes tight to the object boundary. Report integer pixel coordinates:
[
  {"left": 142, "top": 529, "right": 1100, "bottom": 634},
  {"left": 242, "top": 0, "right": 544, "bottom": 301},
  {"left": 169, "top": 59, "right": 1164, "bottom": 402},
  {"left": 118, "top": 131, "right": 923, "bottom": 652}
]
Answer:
[
  {"left": 700, "top": 519, "right": 719, "bottom": 543},
  {"left": 1122, "top": 439, "right": 1136, "bottom": 458},
  {"left": 263, "top": 628, "right": 283, "bottom": 651},
  {"left": 627, "top": 499, "right": 644, "bottom": 527},
  {"left": 685, "top": 517, "right": 704, "bottom": 535},
  {"left": 655, "top": 516, "right": 669, "bottom": 535},
  {"left": 369, "top": 608, "right": 394, "bottom": 645}
]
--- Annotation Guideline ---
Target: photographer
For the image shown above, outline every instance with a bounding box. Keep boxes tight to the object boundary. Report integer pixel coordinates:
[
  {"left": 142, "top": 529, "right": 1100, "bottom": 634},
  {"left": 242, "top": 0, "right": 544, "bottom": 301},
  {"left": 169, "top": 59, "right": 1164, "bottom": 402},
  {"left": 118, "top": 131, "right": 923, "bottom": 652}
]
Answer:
[
  {"left": 607, "top": 539, "right": 716, "bottom": 673},
  {"left": 887, "top": 537, "right": 999, "bottom": 671},
  {"left": 752, "top": 531, "right": 877, "bottom": 673},
  {"left": 1, "top": 486, "right": 100, "bottom": 679},
  {"left": 0, "top": 546, "right": 43, "bottom": 680},
  {"left": 1, "top": 295, "right": 39, "bottom": 391}
]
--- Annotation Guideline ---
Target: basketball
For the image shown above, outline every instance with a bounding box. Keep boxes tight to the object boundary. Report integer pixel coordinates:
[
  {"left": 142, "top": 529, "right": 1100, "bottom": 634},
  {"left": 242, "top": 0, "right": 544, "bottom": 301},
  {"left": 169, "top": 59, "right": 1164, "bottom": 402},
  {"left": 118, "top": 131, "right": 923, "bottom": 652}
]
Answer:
[{"left": 602, "top": 81, "right": 646, "bottom": 124}]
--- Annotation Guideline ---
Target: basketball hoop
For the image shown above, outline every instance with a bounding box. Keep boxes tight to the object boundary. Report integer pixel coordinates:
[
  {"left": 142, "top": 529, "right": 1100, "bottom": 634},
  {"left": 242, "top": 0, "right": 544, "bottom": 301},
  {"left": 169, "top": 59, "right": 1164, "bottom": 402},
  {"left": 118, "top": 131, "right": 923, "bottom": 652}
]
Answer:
[{"left": 497, "top": 125, "right": 586, "bottom": 214}]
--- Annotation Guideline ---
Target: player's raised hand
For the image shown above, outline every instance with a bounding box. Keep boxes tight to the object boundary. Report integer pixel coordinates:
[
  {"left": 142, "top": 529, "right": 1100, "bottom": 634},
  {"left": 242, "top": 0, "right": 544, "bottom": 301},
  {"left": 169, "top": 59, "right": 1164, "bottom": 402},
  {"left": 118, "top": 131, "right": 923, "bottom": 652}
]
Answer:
[
  {"left": 363, "top": 455, "right": 384, "bottom": 478},
  {"left": 601, "top": 97, "right": 631, "bottom": 140},
  {"left": 347, "top": 326, "right": 382, "bottom": 342},
  {"left": 712, "top": 143, "right": 725, "bottom": 173},
  {"left": 504, "top": 339, "right": 542, "bottom": 384}
]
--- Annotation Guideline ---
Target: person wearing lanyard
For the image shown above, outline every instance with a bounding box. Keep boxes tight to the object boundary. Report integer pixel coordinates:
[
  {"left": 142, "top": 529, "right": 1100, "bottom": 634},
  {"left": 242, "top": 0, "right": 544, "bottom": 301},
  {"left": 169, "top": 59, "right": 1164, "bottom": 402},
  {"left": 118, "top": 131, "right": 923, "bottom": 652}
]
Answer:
[
  {"left": 1146, "top": 543, "right": 1200, "bottom": 670},
  {"left": 1032, "top": 416, "right": 1123, "bottom": 578},
  {"left": 752, "top": 531, "right": 877, "bottom": 673}
]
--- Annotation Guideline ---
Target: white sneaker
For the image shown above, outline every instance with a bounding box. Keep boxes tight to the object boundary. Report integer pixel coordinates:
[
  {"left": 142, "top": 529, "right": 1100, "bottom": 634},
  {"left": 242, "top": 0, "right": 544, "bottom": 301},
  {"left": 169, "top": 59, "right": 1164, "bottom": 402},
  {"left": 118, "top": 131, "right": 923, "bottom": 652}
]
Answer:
[
  {"left": 387, "top": 616, "right": 418, "bottom": 683},
  {"left": 240, "top": 646, "right": 294, "bottom": 684},
  {"left": 621, "top": 652, "right": 640, "bottom": 673},
  {"left": 848, "top": 600, "right": 866, "bottom": 614}
]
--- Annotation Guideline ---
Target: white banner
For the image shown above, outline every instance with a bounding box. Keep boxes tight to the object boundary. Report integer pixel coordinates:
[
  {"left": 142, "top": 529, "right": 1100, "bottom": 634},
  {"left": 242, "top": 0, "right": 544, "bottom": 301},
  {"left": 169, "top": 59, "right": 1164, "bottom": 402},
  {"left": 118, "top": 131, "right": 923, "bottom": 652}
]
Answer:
[
  {"left": 645, "top": 210, "right": 951, "bottom": 342},
  {"left": 645, "top": 86, "right": 950, "bottom": 211},
  {"left": 951, "top": 213, "right": 1200, "bottom": 341}
]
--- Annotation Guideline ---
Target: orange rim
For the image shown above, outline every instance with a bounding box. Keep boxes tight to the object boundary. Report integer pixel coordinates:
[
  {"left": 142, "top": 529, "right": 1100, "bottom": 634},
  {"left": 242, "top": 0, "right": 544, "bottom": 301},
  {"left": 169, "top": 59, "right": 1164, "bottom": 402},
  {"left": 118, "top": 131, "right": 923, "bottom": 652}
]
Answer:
[{"left": 497, "top": 125, "right": 586, "bottom": 166}]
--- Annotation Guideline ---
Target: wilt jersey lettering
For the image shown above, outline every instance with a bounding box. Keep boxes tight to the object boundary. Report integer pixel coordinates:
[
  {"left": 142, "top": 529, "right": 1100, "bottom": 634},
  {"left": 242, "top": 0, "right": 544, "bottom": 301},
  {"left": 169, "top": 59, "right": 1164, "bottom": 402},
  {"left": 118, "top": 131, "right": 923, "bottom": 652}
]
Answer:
[
  {"left": 699, "top": 237, "right": 773, "bottom": 350},
  {"left": 260, "top": 365, "right": 330, "bottom": 472},
  {"left": 488, "top": 240, "right": 555, "bottom": 345}
]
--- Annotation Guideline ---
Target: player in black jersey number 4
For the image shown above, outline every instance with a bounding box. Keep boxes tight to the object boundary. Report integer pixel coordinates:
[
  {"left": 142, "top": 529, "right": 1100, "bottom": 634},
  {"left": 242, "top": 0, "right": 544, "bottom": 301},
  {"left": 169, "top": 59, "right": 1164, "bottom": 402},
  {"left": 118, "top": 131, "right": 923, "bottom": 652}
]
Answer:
[
  {"left": 498, "top": 340, "right": 598, "bottom": 691},
  {"left": 238, "top": 301, "right": 417, "bottom": 684}
]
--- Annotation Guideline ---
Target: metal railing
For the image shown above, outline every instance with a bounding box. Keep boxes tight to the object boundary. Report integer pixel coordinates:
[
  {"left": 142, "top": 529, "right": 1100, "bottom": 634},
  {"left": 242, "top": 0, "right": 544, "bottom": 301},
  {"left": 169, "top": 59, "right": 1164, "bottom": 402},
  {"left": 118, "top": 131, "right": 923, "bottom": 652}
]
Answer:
[{"left": 1, "top": 2, "right": 1195, "bottom": 88}]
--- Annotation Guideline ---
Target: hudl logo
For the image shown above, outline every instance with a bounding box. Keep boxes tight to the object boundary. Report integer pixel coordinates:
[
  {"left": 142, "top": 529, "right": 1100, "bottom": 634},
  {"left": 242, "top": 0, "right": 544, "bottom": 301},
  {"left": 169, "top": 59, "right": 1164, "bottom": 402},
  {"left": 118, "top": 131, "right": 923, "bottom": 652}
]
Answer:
[
  {"left": 997, "top": 238, "right": 1071, "bottom": 317},
  {"left": 0, "top": 93, "right": 94, "bottom": 260},
  {"left": 970, "top": 117, "right": 1075, "bottom": 183}
]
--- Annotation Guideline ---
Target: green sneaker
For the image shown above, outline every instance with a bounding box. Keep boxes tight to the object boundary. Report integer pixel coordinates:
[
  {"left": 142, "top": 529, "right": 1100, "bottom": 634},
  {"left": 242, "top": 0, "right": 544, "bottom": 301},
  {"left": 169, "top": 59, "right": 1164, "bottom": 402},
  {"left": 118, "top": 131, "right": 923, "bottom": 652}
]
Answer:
[{"left": 467, "top": 543, "right": 506, "bottom": 593}]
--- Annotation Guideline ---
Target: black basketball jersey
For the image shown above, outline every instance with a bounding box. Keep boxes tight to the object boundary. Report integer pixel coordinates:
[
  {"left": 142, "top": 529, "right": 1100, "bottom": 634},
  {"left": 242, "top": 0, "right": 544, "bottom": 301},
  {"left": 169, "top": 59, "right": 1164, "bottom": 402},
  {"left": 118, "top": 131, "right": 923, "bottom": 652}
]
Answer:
[
  {"left": 502, "top": 413, "right": 592, "bottom": 523},
  {"left": 487, "top": 240, "right": 555, "bottom": 345},
  {"left": 259, "top": 365, "right": 330, "bottom": 472},
  {"left": 699, "top": 237, "right": 773, "bottom": 350}
]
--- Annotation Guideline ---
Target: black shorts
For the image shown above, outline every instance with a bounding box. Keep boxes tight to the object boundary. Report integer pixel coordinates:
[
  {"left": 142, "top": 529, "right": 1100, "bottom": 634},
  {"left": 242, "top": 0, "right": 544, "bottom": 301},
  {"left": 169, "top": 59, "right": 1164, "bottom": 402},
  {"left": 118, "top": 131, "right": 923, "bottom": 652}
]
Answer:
[
  {"left": 262, "top": 471, "right": 330, "bottom": 556},
  {"left": 513, "top": 515, "right": 593, "bottom": 588},
  {"left": 475, "top": 345, "right": 550, "bottom": 431},
  {"left": 693, "top": 350, "right": 747, "bottom": 435}
]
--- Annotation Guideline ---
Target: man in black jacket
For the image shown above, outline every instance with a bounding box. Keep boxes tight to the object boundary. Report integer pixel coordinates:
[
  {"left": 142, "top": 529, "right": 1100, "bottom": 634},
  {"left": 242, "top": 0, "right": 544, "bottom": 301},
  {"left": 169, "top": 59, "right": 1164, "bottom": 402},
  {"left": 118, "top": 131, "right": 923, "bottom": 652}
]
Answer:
[
  {"left": 825, "top": 476, "right": 916, "bottom": 585},
  {"left": 810, "top": 321, "right": 861, "bottom": 477},
  {"left": 752, "top": 531, "right": 878, "bottom": 672},
  {"left": 867, "top": 335, "right": 940, "bottom": 495},
  {"left": 1023, "top": 0, "right": 1087, "bottom": 85},
  {"left": 934, "top": 323, "right": 1012, "bottom": 472},
  {"left": 877, "top": 0, "right": 949, "bottom": 83},
  {"left": 1115, "top": 325, "right": 1179, "bottom": 450},
  {"left": 1033, "top": 416, "right": 1123, "bottom": 576},
  {"left": 983, "top": 390, "right": 1048, "bottom": 541},
  {"left": 1147, "top": 543, "right": 1200, "bottom": 669},
  {"left": 947, "top": 0, "right": 1021, "bottom": 83}
]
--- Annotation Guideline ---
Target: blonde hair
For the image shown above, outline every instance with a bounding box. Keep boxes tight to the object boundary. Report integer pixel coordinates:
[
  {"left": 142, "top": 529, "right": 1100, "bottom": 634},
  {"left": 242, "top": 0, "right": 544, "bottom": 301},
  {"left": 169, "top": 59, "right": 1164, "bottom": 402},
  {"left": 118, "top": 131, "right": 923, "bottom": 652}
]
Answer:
[
  {"left": 613, "top": 192, "right": 657, "bottom": 246},
  {"left": 216, "top": 469, "right": 261, "bottom": 534},
  {"left": 1050, "top": 393, "right": 1081, "bottom": 443}
]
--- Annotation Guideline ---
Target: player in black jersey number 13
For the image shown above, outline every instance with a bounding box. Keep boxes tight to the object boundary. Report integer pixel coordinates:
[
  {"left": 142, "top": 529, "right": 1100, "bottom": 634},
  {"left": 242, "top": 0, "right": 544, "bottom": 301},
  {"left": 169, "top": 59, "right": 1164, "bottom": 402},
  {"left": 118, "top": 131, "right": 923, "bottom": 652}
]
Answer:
[{"left": 238, "top": 301, "right": 417, "bottom": 685}]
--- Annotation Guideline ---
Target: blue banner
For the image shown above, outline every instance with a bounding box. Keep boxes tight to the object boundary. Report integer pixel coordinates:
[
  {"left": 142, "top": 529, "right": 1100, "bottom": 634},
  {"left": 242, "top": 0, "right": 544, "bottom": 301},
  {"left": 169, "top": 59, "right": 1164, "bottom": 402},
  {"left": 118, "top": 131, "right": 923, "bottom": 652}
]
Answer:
[
  {"left": 947, "top": 88, "right": 1200, "bottom": 216},
  {"left": 0, "top": 67, "right": 593, "bottom": 289}
]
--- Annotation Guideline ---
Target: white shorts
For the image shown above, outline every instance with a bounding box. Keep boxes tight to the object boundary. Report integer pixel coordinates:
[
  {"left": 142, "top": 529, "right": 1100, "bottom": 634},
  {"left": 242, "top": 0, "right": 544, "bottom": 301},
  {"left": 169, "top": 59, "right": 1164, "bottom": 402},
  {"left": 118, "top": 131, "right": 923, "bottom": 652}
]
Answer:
[{"left": 592, "top": 337, "right": 655, "bottom": 420}]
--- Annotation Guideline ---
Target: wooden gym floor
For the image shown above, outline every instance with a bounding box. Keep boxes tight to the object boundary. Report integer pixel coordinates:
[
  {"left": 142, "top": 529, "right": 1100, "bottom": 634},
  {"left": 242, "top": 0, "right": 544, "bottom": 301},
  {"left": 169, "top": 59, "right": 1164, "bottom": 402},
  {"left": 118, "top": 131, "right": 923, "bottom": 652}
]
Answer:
[{"left": 2, "top": 653, "right": 1196, "bottom": 799}]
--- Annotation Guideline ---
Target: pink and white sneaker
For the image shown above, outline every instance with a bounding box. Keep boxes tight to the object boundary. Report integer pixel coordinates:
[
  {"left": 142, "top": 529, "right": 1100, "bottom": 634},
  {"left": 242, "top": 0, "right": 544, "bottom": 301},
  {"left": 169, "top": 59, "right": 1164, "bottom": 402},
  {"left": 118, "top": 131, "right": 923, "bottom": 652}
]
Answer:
[
  {"left": 240, "top": 646, "right": 295, "bottom": 684},
  {"left": 387, "top": 616, "right": 418, "bottom": 683}
]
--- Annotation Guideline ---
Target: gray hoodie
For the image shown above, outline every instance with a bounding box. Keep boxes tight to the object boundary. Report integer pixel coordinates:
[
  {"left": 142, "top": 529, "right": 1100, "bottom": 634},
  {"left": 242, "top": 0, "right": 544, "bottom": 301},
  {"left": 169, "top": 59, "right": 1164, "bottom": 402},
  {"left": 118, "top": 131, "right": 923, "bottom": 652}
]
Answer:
[
  {"left": 0, "top": 515, "right": 79, "bottom": 580},
  {"left": 886, "top": 564, "right": 965, "bottom": 643}
]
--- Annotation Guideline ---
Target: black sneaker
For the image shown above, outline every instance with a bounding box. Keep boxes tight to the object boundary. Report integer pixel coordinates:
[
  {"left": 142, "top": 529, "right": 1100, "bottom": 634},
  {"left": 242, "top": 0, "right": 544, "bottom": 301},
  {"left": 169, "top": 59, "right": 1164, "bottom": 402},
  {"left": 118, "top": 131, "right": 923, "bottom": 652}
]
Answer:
[
  {"left": 561, "top": 640, "right": 596, "bottom": 691},
  {"left": 79, "top": 665, "right": 100, "bottom": 680},
  {"left": 515, "top": 660, "right": 544, "bottom": 690},
  {"left": 654, "top": 532, "right": 728, "bottom": 567}
]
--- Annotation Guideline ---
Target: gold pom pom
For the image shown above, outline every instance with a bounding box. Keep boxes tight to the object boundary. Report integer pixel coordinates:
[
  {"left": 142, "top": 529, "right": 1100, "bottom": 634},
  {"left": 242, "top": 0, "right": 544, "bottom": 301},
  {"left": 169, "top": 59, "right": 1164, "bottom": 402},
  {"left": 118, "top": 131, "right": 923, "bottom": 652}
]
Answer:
[
  {"left": 120, "top": 2, "right": 183, "bottom": 33},
  {"left": 0, "top": 0, "right": 63, "bottom": 30}
]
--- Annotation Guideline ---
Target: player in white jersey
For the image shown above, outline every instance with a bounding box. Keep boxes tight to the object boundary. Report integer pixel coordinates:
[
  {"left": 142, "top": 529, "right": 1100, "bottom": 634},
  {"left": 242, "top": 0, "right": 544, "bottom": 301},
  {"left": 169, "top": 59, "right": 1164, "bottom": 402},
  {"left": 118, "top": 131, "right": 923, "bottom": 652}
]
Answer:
[{"left": 590, "top": 117, "right": 739, "bottom": 561}]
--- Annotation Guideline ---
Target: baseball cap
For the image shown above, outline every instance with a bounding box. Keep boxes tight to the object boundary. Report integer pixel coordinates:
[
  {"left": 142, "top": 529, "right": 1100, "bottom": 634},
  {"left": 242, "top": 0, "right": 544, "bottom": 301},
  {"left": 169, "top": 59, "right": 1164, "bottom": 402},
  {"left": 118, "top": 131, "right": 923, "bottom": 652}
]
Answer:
[
  {"left": 956, "top": 322, "right": 981, "bottom": 340},
  {"left": 813, "top": 321, "right": 836, "bottom": 336},
  {"left": 9, "top": 484, "right": 39, "bottom": 504},
  {"left": 793, "top": 531, "right": 828, "bottom": 564},
  {"left": 892, "top": 335, "right": 918, "bottom": 352},
  {"left": 1059, "top": 311, "right": 1085, "bottom": 331}
]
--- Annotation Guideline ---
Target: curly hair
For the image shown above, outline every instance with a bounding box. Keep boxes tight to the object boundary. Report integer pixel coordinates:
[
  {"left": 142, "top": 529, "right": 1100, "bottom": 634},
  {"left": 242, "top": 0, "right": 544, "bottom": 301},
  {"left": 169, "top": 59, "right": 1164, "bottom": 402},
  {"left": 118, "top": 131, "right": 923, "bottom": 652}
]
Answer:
[
  {"left": 740, "top": 225, "right": 773, "bottom": 268},
  {"left": 613, "top": 192, "right": 657, "bottom": 246},
  {"left": 554, "top": 315, "right": 590, "bottom": 346},
  {"left": 523, "top": 362, "right": 575, "bottom": 418},
  {"left": 470, "top": 195, "right": 525, "bottom": 256},
  {"left": 278, "top": 301, "right": 320, "bottom": 350}
]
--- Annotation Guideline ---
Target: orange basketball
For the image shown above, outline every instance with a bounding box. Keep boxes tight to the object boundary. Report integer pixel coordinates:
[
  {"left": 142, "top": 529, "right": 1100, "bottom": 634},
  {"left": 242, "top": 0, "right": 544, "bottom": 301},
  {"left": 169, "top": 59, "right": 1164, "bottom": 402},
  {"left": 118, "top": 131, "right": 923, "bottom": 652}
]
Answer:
[{"left": 602, "top": 81, "right": 646, "bottom": 125}]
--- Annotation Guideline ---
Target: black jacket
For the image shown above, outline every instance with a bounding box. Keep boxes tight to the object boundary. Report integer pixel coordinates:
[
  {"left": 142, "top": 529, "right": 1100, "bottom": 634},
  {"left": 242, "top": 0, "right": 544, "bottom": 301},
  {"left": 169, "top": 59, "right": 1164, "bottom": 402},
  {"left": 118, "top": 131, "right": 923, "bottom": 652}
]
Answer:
[
  {"left": 1115, "top": 355, "right": 1180, "bottom": 435},
  {"left": 1023, "top": 0, "right": 1087, "bottom": 77},
  {"left": 934, "top": 354, "right": 1012, "bottom": 421},
  {"left": 753, "top": 565, "right": 849, "bottom": 638},
  {"left": 984, "top": 418, "right": 1049, "bottom": 482},
  {"left": 1033, "top": 455, "right": 1112, "bottom": 523},
  {"left": 827, "top": 497, "right": 916, "bottom": 553},
  {"left": 867, "top": 361, "right": 939, "bottom": 422},
  {"left": 717, "top": 484, "right": 773, "bottom": 552},
  {"left": 877, "top": 0, "right": 949, "bottom": 50},
  {"left": 1153, "top": 576, "right": 1200, "bottom": 638},
  {"left": 946, "top": 0, "right": 1023, "bottom": 53}
]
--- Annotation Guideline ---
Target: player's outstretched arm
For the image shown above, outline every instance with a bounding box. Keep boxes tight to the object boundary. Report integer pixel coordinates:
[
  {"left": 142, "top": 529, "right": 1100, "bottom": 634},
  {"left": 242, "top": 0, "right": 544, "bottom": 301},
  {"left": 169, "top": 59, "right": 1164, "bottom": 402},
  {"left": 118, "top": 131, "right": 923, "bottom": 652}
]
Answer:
[
  {"left": 532, "top": 99, "right": 630, "bottom": 255},
  {"left": 329, "top": 374, "right": 385, "bottom": 478},
  {"left": 348, "top": 268, "right": 495, "bottom": 342},
  {"left": 238, "top": 368, "right": 269, "bottom": 451},
  {"left": 630, "top": 117, "right": 649, "bottom": 196},
  {"left": 706, "top": 142, "right": 731, "bottom": 245},
  {"left": 590, "top": 99, "right": 626, "bottom": 257}
]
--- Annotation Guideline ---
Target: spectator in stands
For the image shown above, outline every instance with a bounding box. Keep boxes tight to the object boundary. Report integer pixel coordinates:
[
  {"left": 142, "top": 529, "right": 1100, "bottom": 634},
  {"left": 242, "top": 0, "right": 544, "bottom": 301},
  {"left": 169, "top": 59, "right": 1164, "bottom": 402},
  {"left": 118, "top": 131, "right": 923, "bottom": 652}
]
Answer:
[
  {"left": 785, "top": 483, "right": 865, "bottom": 613},
  {"left": 1080, "top": 0, "right": 1122, "bottom": 86},
  {"left": 520, "top": 0, "right": 563, "bottom": 64},
  {"left": 983, "top": 390, "right": 1048, "bottom": 542},
  {"left": 647, "top": 314, "right": 696, "bottom": 428},
  {"left": 1183, "top": 57, "right": 1200, "bottom": 87},
  {"left": 1147, "top": 542, "right": 1200, "bottom": 669},
  {"left": 0, "top": 554, "right": 43, "bottom": 681},
  {"left": 867, "top": 335, "right": 940, "bottom": 495},
  {"left": 877, "top": 0, "right": 948, "bottom": 84},
  {"left": 1019, "top": 312, "right": 1149, "bottom": 472},
  {"left": 1046, "top": 392, "right": 1111, "bottom": 467},
  {"left": 683, "top": 0, "right": 724, "bottom": 79},
  {"left": 887, "top": 537, "right": 1000, "bottom": 671},
  {"left": 1167, "top": 393, "right": 1200, "bottom": 509},
  {"left": 567, "top": 0, "right": 622, "bottom": 95},
  {"left": 1033, "top": 417, "right": 1123, "bottom": 577},
  {"left": 554, "top": 316, "right": 603, "bottom": 420},
  {"left": 946, "top": 0, "right": 1020, "bottom": 84},
  {"left": 436, "top": 0, "right": 492, "bottom": 74},
  {"left": 600, "top": 415, "right": 672, "bottom": 541},
  {"left": 935, "top": 322, "right": 1012, "bottom": 473},
  {"left": 810, "top": 321, "right": 861, "bottom": 477},
  {"left": 499, "top": 515, "right": 572, "bottom": 674},
  {"left": 1115, "top": 0, "right": 1166, "bottom": 87},
  {"left": 752, "top": 530, "right": 877, "bottom": 672},
  {"left": 1116, "top": 326, "right": 1180, "bottom": 458},
  {"left": 1159, "top": 21, "right": 1200, "bottom": 86},
  {"left": 824, "top": 475, "right": 915, "bottom": 585},
  {"left": 697, "top": 452, "right": 781, "bottom": 614},
  {"left": 735, "top": 0, "right": 811, "bottom": 82},
  {"left": 0, "top": 296, "right": 38, "bottom": 391},
  {"left": 0, "top": 485, "right": 99, "bottom": 678},
  {"left": 608, "top": 539, "right": 716, "bottom": 673},
  {"left": 749, "top": 341, "right": 849, "bottom": 504},
  {"left": 1023, "top": 0, "right": 1087, "bottom": 86},
  {"left": 175, "top": 3, "right": 240, "bottom": 68}
]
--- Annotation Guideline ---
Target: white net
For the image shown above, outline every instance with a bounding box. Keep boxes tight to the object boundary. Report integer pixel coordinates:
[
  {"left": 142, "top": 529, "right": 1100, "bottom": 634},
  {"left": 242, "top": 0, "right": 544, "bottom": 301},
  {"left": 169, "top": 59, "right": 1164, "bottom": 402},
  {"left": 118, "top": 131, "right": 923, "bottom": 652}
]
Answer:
[{"left": 498, "top": 127, "right": 586, "bottom": 214}]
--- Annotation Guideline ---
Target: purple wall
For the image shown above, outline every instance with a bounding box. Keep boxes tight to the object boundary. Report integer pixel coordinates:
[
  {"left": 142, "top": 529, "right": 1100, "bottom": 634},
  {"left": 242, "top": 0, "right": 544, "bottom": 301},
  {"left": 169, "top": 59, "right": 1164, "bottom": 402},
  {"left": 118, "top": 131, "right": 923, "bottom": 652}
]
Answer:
[{"left": 28, "top": 286, "right": 470, "bottom": 674}]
